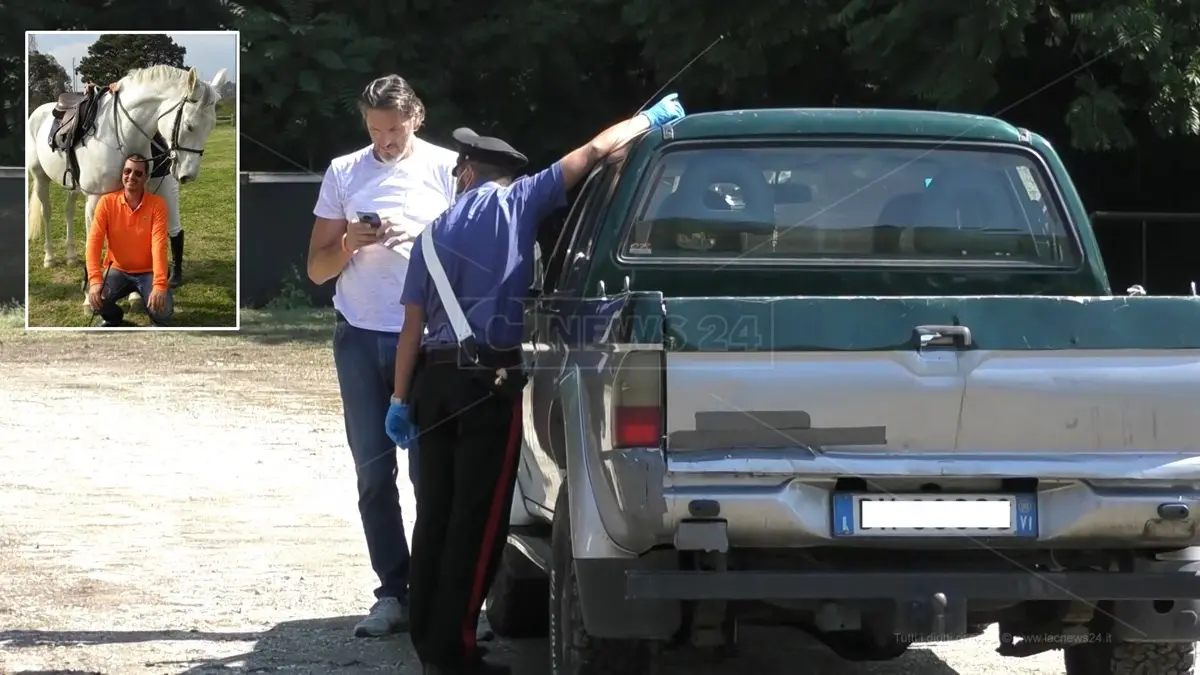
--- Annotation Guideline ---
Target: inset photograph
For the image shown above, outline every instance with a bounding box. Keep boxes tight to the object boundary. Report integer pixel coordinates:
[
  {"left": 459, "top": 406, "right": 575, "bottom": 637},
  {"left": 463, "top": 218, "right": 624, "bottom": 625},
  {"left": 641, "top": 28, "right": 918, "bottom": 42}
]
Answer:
[{"left": 24, "top": 30, "right": 239, "bottom": 329}]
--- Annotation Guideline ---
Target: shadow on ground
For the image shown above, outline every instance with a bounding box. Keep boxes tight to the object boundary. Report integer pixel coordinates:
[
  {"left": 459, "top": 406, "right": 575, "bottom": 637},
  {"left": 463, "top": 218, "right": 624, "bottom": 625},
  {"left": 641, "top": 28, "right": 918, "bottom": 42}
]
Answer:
[
  {"left": 3, "top": 621, "right": 965, "bottom": 675},
  {"left": 2, "top": 619, "right": 412, "bottom": 675}
]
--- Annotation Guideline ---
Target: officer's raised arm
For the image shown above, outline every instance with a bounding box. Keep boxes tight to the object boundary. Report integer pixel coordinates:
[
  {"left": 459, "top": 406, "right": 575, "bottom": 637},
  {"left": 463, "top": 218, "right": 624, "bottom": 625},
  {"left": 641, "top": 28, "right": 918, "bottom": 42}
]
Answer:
[
  {"left": 559, "top": 93, "right": 685, "bottom": 188},
  {"left": 504, "top": 93, "right": 687, "bottom": 234}
]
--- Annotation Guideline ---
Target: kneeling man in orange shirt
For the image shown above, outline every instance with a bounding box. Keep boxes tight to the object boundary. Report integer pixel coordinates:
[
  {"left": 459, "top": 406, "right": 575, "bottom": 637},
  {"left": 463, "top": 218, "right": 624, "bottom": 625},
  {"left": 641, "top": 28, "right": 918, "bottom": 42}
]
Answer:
[{"left": 86, "top": 153, "right": 174, "bottom": 327}]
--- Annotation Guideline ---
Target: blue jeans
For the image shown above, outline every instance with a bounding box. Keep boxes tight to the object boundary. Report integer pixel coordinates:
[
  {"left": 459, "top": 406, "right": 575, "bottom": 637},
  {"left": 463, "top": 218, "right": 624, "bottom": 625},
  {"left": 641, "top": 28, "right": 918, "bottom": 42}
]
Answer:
[
  {"left": 99, "top": 269, "right": 174, "bottom": 326},
  {"left": 333, "top": 317, "right": 418, "bottom": 601}
]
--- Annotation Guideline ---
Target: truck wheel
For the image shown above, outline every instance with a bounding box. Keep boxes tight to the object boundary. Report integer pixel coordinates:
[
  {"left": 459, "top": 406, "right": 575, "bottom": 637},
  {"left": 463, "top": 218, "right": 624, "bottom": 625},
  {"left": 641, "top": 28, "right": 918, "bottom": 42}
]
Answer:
[
  {"left": 484, "top": 543, "right": 550, "bottom": 638},
  {"left": 549, "top": 487, "right": 653, "bottom": 675},
  {"left": 1064, "top": 641, "right": 1196, "bottom": 674}
]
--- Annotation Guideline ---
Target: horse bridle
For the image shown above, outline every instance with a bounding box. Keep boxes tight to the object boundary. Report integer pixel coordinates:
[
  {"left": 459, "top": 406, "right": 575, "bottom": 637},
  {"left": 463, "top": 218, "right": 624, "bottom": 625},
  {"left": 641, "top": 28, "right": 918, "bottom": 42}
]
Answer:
[{"left": 113, "top": 87, "right": 208, "bottom": 177}]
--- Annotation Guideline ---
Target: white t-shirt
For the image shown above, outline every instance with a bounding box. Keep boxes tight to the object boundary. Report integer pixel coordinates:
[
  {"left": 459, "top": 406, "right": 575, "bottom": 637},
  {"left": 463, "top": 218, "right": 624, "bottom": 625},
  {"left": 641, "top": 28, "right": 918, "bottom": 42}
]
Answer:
[{"left": 313, "top": 137, "right": 458, "bottom": 332}]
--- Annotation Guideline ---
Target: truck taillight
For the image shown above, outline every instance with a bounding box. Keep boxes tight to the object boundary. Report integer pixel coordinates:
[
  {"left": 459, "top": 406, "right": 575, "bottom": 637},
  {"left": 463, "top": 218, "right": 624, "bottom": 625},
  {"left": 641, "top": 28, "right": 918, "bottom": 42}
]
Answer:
[{"left": 612, "top": 350, "right": 664, "bottom": 448}]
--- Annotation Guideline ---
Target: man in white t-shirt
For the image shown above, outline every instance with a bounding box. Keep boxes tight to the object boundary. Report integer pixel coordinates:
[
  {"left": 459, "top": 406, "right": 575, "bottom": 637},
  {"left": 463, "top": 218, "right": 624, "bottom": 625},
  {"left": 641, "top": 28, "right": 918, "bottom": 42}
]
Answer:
[{"left": 306, "top": 74, "right": 457, "bottom": 638}]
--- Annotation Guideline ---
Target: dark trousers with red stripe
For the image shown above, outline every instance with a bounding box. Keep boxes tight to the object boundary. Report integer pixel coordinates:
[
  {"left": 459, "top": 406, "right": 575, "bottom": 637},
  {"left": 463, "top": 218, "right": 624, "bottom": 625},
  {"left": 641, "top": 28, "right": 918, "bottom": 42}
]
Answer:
[{"left": 408, "top": 352, "right": 523, "bottom": 668}]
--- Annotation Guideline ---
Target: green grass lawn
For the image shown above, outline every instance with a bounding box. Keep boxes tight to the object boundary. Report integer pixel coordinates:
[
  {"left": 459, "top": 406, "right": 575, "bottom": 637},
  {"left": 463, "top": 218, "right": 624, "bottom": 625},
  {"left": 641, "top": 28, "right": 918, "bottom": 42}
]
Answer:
[{"left": 26, "top": 123, "right": 237, "bottom": 328}]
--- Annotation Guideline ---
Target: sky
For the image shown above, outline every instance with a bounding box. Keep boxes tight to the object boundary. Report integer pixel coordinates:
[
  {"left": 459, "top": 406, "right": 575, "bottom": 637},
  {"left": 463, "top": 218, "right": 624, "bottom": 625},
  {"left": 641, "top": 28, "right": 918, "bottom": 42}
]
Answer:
[{"left": 30, "top": 31, "right": 238, "bottom": 89}]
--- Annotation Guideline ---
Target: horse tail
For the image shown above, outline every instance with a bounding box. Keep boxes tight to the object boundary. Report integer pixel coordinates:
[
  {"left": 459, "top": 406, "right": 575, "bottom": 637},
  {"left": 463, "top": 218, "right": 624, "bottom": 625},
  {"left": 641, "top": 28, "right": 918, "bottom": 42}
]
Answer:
[
  {"left": 27, "top": 174, "right": 46, "bottom": 243},
  {"left": 26, "top": 119, "right": 46, "bottom": 243}
]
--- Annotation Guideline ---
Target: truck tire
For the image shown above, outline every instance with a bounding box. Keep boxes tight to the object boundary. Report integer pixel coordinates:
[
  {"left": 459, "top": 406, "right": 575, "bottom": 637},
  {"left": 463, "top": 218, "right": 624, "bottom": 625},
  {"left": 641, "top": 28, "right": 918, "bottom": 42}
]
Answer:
[
  {"left": 484, "top": 543, "right": 550, "bottom": 638},
  {"left": 1064, "top": 641, "right": 1196, "bottom": 674},
  {"left": 549, "top": 487, "right": 653, "bottom": 675}
]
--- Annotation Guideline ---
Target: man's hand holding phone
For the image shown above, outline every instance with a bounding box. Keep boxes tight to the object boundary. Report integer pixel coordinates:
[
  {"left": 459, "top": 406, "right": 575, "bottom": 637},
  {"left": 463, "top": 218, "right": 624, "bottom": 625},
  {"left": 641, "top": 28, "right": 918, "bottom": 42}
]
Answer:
[{"left": 344, "top": 212, "right": 384, "bottom": 252}]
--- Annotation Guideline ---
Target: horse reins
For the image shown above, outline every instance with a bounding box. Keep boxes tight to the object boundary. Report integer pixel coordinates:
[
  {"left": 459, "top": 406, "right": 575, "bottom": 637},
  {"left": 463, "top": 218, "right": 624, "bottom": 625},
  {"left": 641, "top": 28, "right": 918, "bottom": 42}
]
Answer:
[{"left": 112, "top": 88, "right": 207, "bottom": 182}]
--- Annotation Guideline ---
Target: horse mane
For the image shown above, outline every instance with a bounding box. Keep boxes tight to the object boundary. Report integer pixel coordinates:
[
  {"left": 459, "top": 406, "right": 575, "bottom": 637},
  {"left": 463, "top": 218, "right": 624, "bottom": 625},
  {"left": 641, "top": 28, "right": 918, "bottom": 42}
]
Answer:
[{"left": 119, "top": 65, "right": 217, "bottom": 106}]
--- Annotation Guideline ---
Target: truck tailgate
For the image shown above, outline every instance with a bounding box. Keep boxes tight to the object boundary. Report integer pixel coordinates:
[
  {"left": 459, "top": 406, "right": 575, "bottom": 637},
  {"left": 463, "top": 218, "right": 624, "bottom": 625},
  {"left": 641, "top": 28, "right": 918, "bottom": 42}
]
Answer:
[{"left": 662, "top": 296, "right": 1200, "bottom": 454}]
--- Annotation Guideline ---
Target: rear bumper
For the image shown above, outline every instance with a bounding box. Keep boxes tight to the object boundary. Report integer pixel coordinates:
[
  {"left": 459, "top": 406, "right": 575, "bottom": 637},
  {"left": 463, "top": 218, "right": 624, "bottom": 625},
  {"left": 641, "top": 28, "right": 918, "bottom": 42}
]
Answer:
[
  {"left": 625, "top": 570, "right": 1200, "bottom": 600},
  {"left": 617, "top": 568, "right": 1200, "bottom": 643},
  {"left": 643, "top": 449, "right": 1200, "bottom": 549}
]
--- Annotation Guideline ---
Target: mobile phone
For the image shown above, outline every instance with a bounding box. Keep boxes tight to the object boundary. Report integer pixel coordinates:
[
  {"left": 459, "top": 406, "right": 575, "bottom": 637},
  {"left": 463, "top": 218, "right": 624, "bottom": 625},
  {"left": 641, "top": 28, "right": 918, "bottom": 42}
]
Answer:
[{"left": 357, "top": 211, "right": 382, "bottom": 228}]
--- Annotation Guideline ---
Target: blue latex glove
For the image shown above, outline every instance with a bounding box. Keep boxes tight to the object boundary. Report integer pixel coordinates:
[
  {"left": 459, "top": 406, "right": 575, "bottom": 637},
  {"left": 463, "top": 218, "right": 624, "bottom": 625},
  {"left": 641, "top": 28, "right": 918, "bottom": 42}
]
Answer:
[
  {"left": 640, "top": 93, "right": 686, "bottom": 129},
  {"left": 385, "top": 402, "right": 415, "bottom": 448}
]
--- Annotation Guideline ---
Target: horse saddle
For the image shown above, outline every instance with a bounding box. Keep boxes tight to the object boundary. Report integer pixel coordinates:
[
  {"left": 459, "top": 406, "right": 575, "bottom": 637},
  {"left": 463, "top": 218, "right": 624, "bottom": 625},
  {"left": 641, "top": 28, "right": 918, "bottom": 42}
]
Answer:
[
  {"left": 49, "top": 84, "right": 104, "bottom": 153},
  {"left": 48, "top": 84, "right": 108, "bottom": 191}
]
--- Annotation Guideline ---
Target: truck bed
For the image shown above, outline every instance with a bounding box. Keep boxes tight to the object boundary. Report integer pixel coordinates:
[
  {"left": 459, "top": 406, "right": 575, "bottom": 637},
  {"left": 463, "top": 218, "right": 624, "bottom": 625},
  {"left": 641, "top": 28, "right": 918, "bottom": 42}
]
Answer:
[{"left": 651, "top": 295, "right": 1200, "bottom": 549}]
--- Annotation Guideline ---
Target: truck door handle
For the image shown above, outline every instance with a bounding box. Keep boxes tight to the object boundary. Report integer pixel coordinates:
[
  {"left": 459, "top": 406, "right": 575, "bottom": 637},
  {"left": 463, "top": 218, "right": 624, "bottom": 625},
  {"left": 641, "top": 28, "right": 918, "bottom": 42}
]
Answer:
[{"left": 913, "top": 325, "right": 973, "bottom": 349}]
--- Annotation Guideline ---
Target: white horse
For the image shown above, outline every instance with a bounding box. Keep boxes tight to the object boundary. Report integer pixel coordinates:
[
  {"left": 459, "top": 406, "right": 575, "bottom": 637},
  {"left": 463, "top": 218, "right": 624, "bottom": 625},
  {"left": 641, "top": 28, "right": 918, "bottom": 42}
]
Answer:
[{"left": 27, "top": 65, "right": 227, "bottom": 310}]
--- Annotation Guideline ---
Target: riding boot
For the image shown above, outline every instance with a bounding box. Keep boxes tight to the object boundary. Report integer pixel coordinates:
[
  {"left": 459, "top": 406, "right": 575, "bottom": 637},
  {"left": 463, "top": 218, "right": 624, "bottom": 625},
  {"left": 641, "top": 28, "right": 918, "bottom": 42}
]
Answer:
[{"left": 169, "top": 230, "right": 184, "bottom": 288}]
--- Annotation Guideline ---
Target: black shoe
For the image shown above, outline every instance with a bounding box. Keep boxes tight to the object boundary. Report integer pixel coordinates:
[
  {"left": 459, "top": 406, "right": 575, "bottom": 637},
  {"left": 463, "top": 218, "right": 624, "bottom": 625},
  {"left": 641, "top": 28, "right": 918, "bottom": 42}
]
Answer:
[{"left": 99, "top": 307, "right": 124, "bottom": 327}]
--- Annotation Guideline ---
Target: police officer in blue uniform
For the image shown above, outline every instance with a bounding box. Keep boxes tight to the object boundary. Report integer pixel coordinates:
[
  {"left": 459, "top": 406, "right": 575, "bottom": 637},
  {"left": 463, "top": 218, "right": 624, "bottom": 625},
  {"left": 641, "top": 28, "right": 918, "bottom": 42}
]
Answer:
[{"left": 384, "top": 93, "right": 685, "bottom": 674}]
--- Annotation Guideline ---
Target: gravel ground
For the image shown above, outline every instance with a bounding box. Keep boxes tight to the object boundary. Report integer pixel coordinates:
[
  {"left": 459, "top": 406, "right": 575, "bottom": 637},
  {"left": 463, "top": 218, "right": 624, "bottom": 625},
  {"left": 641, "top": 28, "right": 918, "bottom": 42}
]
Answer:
[{"left": 0, "top": 323, "right": 1069, "bottom": 674}]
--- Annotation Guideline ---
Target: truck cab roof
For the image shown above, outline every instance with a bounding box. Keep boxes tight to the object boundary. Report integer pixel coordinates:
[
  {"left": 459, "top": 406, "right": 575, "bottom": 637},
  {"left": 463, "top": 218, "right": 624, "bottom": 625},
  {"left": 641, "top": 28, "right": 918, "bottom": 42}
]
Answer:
[{"left": 663, "top": 108, "right": 1035, "bottom": 145}]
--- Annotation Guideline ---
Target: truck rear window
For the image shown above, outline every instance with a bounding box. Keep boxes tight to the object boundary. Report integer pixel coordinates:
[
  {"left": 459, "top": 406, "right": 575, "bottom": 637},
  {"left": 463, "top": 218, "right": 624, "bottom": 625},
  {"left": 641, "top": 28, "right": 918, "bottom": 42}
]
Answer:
[{"left": 621, "top": 144, "right": 1079, "bottom": 266}]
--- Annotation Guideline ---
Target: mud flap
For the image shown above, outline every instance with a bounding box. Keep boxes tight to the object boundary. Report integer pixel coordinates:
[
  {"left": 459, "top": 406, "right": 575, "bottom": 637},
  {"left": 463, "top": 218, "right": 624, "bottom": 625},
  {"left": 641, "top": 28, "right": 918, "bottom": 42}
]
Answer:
[
  {"left": 509, "top": 471, "right": 534, "bottom": 527},
  {"left": 1113, "top": 549, "right": 1200, "bottom": 643}
]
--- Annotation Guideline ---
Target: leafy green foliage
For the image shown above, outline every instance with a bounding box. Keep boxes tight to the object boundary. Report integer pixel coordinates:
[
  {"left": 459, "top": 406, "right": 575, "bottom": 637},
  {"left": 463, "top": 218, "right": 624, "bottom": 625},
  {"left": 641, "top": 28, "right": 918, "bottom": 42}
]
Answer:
[
  {"left": 3, "top": 0, "right": 1200, "bottom": 169},
  {"left": 264, "top": 265, "right": 315, "bottom": 310},
  {"left": 232, "top": 0, "right": 392, "bottom": 170},
  {"left": 28, "top": 51, "right": 70, "bottom": 109},
  {"left": 835, "top": 0, "right": 1200, "bottom": 150},
  {"left": 77, "top": 34, "right": 187, "bottom": 86}
]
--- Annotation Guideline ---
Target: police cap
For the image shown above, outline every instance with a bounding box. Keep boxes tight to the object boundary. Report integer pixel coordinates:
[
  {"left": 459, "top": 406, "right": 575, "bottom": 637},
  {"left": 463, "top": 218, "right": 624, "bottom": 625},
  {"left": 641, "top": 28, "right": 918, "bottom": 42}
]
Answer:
[{"left": 452, "top": 127, "right": 528, "bottom": 171}]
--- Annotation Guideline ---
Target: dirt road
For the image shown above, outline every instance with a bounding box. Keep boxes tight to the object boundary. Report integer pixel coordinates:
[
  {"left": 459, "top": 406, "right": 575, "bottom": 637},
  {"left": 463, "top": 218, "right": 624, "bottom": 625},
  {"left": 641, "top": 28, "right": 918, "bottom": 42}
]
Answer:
[{"left": 0, "top": 324, "right": 1067, "bottom": 674}]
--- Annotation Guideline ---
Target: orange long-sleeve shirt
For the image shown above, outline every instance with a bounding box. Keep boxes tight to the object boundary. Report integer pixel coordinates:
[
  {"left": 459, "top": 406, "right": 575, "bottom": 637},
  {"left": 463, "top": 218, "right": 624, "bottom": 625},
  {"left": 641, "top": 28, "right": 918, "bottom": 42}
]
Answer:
[{"left": 86, "top": 190, "right": 170, "bottom": 292}]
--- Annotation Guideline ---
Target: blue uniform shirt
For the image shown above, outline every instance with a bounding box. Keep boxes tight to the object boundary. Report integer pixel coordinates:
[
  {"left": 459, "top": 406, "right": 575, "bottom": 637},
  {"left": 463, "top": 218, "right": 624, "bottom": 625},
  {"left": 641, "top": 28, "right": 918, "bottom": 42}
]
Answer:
[{"left": 401, "top": 161, "right": 567, "bottom": 349}]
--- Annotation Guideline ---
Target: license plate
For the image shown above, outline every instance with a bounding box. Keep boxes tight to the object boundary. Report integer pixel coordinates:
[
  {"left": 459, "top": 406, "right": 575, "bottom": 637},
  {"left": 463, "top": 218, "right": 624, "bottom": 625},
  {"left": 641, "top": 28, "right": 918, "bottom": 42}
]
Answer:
[{"left": 831, "top": 493, "right": 1038, "bottom": 537}]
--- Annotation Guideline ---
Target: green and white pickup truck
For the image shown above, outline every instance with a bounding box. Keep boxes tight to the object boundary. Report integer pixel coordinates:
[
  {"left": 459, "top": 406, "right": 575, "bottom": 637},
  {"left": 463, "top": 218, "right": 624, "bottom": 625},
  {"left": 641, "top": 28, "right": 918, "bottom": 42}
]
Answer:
[{"left": 485, "top": 108, "right": 1200, "bottom": 675}]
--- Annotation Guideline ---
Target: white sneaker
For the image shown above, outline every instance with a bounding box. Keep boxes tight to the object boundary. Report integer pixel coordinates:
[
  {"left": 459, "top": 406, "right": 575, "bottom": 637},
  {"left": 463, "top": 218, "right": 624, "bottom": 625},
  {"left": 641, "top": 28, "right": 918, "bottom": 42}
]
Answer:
[{"left": 353, "top": 597, "right": 410, "bottom": 637}]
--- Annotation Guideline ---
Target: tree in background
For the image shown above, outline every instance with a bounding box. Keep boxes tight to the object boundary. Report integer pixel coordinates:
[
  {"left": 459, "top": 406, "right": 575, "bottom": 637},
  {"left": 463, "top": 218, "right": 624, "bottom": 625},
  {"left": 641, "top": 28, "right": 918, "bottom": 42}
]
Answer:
[
  {"left": 77, "top": 33, "right": 187, "bottom": 86},
  {"left": 4, "top": 0, "right": 1200, "bottom": 168},
  {"left": 830, "top": 0, "right": 1200, "bottom": 151},
  {"left": 215, "top": 80, "right": 237, "bottom": 126},
  {"left": 231, "top": 0, "right": 392, "bottom": 171},
  {"left": 28, "top": 49, "right": 71, "bottom": 109}
]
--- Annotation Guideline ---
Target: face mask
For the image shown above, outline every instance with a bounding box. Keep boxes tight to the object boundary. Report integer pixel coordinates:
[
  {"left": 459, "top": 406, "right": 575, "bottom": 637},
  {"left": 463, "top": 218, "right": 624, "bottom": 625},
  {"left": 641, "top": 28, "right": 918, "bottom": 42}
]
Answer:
[{"left": 454, "top": 167, "right": 473, "bottom": 197}]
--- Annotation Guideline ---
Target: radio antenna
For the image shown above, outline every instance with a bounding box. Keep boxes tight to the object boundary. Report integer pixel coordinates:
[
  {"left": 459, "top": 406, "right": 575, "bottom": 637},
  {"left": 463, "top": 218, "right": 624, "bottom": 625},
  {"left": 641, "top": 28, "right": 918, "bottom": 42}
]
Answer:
[{"left": 635, "top": 34, "right": 726, "bottom": 115}]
